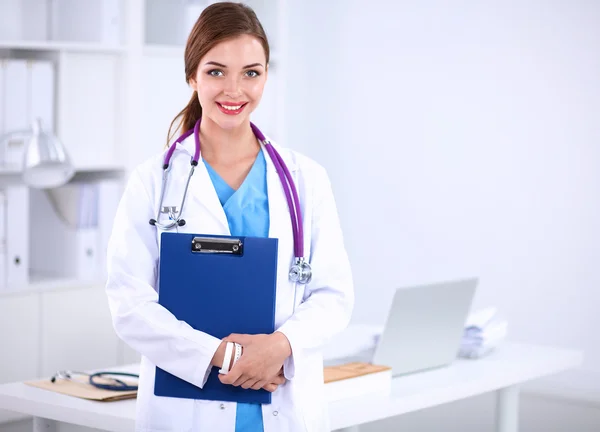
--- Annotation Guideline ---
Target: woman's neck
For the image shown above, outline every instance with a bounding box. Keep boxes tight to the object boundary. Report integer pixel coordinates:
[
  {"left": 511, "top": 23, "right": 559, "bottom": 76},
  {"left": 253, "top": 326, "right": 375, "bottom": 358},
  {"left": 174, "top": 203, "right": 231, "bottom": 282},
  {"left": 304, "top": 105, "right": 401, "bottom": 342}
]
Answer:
[{"left": 199, "top": 118, "right": 259, "bottom": 165}]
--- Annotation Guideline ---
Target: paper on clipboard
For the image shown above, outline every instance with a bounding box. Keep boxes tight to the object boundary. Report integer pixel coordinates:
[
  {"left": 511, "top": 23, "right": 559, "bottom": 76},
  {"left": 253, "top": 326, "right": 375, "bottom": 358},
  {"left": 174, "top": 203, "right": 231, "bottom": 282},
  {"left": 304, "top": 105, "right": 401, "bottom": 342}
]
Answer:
[{"left": 25, "top": 375, "right": 137, "bottom": 402}]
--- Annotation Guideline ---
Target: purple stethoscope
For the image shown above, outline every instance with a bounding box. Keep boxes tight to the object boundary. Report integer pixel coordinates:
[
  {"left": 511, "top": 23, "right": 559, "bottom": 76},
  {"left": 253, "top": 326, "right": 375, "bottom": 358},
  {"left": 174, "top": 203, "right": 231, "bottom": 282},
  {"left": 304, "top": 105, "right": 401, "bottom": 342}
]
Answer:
[{"left": 149, "top": 118, "right": 312, "bottom": 285}]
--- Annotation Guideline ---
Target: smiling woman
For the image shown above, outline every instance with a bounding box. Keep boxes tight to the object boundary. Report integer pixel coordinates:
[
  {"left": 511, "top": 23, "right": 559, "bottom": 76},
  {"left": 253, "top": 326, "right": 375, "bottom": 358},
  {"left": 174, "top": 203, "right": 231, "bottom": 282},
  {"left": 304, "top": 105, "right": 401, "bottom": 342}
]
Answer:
[
  {"left": 105, "top": 2, "right": 354, "bottom": 432},
  {"left": 166, "top": 4, "right": 270, "bottom": 149},
  {"left": 194, "top": 41, "right": 266, "bottom": 123}
]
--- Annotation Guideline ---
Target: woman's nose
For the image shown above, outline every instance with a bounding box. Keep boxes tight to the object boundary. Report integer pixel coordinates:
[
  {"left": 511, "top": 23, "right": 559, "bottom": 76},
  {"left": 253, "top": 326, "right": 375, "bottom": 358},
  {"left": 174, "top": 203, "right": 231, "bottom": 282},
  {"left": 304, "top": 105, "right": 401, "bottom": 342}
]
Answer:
[{"left": 223, "top": 76, "right": 242, "bottom": 98}]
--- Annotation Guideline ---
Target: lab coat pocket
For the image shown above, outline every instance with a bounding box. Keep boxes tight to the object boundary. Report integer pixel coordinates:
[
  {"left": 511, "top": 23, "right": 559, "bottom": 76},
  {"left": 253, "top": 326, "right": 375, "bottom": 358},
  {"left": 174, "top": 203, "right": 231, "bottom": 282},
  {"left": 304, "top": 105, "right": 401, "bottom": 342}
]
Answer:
[
  {"left": 136, "top": 361, "right": 195, "bottom": 431},
  {"left": 298, "top": 356, "right": 328, "bottom": 432},
  {"left": 138, "top": 399, "right": 194, "bottom": 432}
]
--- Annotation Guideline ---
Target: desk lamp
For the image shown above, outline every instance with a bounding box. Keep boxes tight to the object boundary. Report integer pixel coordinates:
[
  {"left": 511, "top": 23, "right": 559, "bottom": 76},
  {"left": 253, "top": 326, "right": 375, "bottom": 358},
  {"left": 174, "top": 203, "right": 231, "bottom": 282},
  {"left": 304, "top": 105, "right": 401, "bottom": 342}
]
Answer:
[{"left": 0, "top": 118, "right": 75, "bottom": 188}]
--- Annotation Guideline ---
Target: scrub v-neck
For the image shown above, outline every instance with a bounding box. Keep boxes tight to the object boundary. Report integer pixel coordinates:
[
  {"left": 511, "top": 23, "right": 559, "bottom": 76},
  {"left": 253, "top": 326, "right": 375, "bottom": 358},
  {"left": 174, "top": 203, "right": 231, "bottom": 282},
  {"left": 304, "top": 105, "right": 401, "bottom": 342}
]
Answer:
[{"left": 202, "top": 149, "right": 269, "bottom": 432}]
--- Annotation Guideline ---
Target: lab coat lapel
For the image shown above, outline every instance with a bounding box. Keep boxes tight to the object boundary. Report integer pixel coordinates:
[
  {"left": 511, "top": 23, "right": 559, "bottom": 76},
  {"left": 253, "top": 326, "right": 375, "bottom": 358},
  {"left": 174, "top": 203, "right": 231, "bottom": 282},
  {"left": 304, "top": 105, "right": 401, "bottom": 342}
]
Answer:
[
  {"left": 189, "top": 162, "right": 230, "bottom": 233},
  {"left": 176, "top": 136, "right": 229, "bottom": 234}
]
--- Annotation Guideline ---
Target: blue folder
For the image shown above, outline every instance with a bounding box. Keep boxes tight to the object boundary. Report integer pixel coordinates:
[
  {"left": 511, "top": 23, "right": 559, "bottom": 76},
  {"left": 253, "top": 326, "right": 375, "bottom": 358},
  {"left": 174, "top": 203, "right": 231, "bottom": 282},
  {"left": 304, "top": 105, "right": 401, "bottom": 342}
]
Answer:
[{"left": 154, "top": 232, "right": 278, "bottom": 404}]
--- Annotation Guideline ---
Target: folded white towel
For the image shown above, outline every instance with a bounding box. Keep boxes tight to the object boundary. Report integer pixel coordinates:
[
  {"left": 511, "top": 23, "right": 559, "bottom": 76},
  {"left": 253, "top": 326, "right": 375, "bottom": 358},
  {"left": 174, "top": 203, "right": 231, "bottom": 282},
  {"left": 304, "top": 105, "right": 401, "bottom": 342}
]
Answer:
[{"left": 459, "top": 308, "right": 508, "bottom": 359}]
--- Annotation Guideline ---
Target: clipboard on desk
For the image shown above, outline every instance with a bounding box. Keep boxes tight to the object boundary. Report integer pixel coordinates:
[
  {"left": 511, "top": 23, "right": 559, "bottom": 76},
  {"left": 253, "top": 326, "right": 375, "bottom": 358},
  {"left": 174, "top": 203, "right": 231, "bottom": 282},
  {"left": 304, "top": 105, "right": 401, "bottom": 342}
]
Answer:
[
  {"left": 26, "top": 376, "right": 137, "bottom": 402},
  {"left": 155, "top": 233, "right": 278, "bottom": 404}
]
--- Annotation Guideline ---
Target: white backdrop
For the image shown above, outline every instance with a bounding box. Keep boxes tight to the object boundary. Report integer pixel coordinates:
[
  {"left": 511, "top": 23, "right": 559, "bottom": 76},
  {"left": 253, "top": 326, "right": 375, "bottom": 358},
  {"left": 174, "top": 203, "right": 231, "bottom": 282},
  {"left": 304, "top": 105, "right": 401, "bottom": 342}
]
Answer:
[{"left": 284, "top": 0, "right": 600, "bottom": 403}]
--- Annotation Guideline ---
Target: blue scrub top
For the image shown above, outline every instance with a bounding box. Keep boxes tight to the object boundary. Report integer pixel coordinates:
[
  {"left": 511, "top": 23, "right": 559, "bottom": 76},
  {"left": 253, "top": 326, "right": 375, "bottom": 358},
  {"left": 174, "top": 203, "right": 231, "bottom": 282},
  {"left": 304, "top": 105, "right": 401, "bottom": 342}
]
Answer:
[{"left": 203, "top": 149, "right": 268, "bottom": 432}]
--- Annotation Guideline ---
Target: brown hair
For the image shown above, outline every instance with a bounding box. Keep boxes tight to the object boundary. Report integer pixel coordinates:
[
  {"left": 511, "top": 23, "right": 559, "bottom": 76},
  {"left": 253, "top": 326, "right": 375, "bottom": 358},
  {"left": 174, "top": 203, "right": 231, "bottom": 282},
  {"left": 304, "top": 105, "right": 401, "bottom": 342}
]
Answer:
[{"left": 166, "top": 2, "right": 270, "bottom": 147}]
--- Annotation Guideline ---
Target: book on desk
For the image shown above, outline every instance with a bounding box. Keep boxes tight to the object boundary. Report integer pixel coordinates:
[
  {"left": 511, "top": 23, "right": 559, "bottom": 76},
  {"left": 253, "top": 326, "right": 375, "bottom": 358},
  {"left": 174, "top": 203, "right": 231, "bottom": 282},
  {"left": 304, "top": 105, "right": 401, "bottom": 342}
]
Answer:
[{"left": 324, "top": 362, "right": 392, "bottom": 402}]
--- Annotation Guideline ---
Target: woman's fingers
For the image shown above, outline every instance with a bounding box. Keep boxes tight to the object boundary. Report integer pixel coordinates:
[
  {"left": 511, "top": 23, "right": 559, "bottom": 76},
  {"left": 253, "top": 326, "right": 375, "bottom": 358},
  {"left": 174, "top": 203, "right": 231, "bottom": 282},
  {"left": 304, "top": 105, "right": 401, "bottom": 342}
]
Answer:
[
  {"left": 241, "top": 378, "right": 258, "bottom": 390},
  {"left": 272, "top": 374, "right": 286, "bottom": 385},
  {"left": 232, "top": 374, "right": 250, "bottom": 387},
  {"left": 258, "top": 374, "right": 285, "bottom": 392},
  {"left": 263, "top": 383, "right": 278, "bottom": 392},
  {"left": 251, "top": 380, "right": 268, "bottom": 391}
]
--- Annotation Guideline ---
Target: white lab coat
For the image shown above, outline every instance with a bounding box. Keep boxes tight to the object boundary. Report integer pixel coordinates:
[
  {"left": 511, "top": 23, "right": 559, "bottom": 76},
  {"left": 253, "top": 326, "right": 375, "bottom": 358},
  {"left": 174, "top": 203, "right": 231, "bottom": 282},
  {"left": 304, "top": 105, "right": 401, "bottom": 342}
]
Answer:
[{"left": 105, "top": 134, "right": 354, "bottom": 432}]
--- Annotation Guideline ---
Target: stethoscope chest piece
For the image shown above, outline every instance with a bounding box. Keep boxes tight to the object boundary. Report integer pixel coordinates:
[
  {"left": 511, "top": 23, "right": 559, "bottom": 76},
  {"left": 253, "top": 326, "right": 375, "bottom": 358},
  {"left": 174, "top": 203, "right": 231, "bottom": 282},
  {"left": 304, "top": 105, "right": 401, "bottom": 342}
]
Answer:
[{"left": 289, "top": 258, "right": 312, "bottom": 284}]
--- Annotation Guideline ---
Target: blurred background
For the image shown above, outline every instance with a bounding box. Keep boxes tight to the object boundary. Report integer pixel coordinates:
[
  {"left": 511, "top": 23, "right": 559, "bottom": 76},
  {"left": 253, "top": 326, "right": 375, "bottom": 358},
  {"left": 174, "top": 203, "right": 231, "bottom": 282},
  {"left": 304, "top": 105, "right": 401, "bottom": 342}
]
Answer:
[{"left": 0, "top": 0, "right": 598, "bottom": 430}]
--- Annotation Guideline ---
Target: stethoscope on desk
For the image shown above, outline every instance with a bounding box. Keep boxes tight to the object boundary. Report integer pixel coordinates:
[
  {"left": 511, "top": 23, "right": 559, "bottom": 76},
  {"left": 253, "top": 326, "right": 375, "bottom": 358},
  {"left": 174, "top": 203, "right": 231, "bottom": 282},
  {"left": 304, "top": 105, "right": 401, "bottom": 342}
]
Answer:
[
  {"left": 149, "top": 117, "right": 312, "bottom": 285},
  {"left": 51, "top": 370, "right": 139, "bottom": 391}
]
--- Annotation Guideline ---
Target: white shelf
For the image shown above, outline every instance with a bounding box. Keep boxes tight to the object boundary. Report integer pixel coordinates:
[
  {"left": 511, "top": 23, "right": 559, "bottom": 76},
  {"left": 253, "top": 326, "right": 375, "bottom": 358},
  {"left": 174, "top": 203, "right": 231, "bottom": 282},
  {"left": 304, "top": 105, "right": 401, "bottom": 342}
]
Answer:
[
  {"left": 0, "top": 273, "right": 105, "bottom": 298},
  {"left": 0, "top": 166, "right": 21, "bottom": 175},
  {"left": 0, "top": 165, "right": 125, "bottom": 180},
  {"left": 72, "top": 164, "right": 126, "bottom": 173},
  {"left": 0, "top": 40, "right": 126, "bottom": 55}
]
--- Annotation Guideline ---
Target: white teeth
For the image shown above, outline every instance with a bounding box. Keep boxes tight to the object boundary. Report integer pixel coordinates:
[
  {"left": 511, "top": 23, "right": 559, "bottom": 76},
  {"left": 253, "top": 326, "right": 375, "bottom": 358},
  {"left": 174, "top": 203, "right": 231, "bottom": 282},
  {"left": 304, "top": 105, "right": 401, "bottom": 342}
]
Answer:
[{"left": 221, "top": 104, "right": 243, "bottom": 111}]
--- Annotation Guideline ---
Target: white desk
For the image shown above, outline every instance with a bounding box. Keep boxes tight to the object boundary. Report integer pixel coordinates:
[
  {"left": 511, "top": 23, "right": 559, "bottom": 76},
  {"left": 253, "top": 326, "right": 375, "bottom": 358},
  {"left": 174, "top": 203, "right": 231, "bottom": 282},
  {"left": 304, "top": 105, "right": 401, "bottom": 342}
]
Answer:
[{"left": 0, "top": 343, "right": 582, "bottom": 432}]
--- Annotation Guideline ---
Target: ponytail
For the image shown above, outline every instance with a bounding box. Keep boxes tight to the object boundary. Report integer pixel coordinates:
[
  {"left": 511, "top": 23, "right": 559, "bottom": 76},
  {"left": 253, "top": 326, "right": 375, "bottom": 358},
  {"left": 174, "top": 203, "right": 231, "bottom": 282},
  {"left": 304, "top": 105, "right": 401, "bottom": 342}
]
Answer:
[{"left": 166, "top": 91, "right": 203, "bottom": 148}]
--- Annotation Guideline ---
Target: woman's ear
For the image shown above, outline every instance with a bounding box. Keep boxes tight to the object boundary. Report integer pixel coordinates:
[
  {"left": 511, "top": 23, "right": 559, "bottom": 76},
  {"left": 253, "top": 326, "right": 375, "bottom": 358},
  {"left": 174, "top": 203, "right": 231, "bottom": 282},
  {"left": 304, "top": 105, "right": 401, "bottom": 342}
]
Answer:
[{"left": 189, "top": 78, "right": 197, "bottom": 92}]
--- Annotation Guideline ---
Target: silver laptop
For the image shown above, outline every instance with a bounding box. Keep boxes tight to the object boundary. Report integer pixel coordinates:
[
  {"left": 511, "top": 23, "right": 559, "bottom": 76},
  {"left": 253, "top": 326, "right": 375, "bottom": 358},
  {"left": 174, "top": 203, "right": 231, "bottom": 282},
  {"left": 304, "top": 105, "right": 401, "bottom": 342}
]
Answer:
[{"left": 328, "top": 278, "right": 478, "bottom": 377}]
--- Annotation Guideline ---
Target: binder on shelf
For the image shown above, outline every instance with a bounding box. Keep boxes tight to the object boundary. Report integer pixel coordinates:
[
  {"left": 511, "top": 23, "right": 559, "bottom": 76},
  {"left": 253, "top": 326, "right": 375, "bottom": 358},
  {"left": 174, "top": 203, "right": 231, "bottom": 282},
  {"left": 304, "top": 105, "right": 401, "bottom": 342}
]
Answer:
[
  {"left": 5, "top": 185, "right": 30, "bottom": 287},
  {"left": 71, "top": 228, "right": 100, "bottom": 280},
  {"left": 97, "top": 179, "right": 123, "bottom": 279},
  {"left": 0, "top": 189, "right": 6, "bottom": 290},
  {"left": 28, "top": 60, "right": 55, "bottom": 133},
  {"left": 155, "top": 233, "right": 278, "bottom": 404},
  {"left": 2, "top": 60, "right": 28, "bottom": 168},
  {"left": 29, "top": 183, "right": 101, "bottom": 282},
  {"left": 0, "top": 249, "right": 5, "bottom": 291},
  {"left": 0, "top": 61, "right": 5, "bottom": 137}
]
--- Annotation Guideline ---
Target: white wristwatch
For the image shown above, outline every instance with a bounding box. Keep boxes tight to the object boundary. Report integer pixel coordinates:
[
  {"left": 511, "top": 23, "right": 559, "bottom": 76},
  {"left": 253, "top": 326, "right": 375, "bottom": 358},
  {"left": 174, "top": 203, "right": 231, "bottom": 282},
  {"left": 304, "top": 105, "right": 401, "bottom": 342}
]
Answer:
[
  {"left": 232, "top": 343, "right": 242, "bottom": 366},
  {"left": 218, "top": 342, "right": 234, "bottom": 374}
]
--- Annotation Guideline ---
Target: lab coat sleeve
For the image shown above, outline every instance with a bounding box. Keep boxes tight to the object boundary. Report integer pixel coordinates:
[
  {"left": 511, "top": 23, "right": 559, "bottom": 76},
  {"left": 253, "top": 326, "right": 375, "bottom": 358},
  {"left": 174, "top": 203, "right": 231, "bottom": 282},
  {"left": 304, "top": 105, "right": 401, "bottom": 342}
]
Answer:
[
  {"left": 105, "top": 167, "right": 222, "bottom": 388},
  {"left": 276, "top": 167, "right": 354, "bottom": 380}
]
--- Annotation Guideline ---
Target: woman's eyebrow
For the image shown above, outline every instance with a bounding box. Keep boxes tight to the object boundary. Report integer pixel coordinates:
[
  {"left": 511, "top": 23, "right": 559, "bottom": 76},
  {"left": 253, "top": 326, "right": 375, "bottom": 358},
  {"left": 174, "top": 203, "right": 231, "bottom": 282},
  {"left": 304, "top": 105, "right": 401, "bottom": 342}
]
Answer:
[{"left": 204, "top": 61, "right": 264, "bottom": 69}]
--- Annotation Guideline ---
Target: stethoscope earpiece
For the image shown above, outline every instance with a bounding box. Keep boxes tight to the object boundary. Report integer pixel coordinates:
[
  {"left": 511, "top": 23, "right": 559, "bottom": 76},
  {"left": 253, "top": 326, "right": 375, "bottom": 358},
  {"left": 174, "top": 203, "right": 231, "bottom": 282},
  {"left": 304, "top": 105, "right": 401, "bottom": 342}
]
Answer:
[
  {"left": 149, "top": 219, "right": 157, "bottom": 226},
  {"left": 178, "top": 219, "right": 186, "bottom": 227}
]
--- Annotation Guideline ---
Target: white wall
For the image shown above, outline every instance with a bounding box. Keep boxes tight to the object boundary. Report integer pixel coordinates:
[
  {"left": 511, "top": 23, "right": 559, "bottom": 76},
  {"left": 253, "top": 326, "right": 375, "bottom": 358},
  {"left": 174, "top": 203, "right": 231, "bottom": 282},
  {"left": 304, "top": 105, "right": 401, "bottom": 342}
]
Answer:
[{"left": 285, "top": 0, "right": 600, "bottom": 405}]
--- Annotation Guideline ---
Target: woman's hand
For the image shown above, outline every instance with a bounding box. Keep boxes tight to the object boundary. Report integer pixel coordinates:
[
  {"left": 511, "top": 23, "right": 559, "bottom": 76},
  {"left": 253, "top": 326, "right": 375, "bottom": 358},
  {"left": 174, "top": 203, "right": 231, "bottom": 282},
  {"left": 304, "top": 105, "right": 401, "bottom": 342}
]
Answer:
[
  {"left": 263, "top": 367, "right": 286, "bottom": 392},
  {"left": 218, "top": 332, "right": 292, "bottom": 391}
]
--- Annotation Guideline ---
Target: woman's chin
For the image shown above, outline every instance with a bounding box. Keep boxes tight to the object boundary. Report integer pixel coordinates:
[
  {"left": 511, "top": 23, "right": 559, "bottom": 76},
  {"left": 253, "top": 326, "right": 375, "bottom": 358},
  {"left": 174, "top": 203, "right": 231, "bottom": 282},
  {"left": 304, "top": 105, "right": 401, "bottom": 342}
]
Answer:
[{"left": 211, "top": 113, "right": 250, "bottom": 131}]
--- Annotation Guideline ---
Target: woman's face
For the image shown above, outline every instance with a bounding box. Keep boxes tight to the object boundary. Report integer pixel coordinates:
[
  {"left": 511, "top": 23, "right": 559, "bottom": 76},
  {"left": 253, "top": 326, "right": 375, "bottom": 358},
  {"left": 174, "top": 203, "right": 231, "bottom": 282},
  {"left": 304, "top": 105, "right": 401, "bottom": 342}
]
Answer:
[{"left": 190, "top": 34, "right": 268, "bottom": 131}]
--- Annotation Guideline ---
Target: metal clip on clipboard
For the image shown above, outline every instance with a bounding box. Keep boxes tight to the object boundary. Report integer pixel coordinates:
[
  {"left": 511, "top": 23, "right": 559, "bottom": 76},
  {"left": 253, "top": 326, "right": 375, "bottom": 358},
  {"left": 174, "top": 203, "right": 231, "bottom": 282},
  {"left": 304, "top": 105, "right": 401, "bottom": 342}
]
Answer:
[{"left": 191, "top": 236, "right": 243, "bottom": 255}]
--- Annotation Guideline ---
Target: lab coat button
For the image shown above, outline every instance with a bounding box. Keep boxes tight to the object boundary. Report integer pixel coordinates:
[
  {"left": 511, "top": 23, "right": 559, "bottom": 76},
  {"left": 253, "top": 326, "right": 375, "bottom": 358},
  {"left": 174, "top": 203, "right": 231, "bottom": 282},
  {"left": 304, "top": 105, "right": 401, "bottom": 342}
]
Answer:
[
  {"left": 273, "top": 411, "right": 278, "bottom": 416},
  {"left": 220, "top": 403, "right": 225, "bottom": 410}
]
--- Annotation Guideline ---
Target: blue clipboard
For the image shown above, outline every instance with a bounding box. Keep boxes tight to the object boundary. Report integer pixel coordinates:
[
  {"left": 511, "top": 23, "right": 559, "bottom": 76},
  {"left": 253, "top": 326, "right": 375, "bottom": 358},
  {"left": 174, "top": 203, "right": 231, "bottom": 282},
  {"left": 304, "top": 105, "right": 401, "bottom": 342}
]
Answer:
[{"left": 154, "top": 232, "right": 278, "bottom": 404}]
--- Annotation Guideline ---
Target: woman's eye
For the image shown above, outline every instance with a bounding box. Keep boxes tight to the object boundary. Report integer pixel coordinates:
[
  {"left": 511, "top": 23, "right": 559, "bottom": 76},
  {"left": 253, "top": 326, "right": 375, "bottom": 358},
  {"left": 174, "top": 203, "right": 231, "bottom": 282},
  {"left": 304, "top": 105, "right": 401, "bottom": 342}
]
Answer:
[
  {"left": 246, "top": 70, "right": 260, "bottom": 78},
  {"left": 208, "top": 69, "right": 223, "bottom": 77}
]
